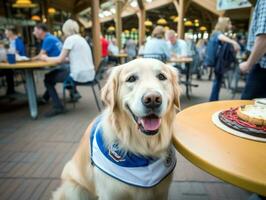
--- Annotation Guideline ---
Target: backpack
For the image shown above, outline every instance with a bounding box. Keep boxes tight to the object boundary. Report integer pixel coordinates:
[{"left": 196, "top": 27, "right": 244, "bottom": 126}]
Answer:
[
  {"left": 214, "top": 43, "right": 236, "bottom": 75},
  {"left": 204, "top": 32, "right": 222, "bottom": 67}
]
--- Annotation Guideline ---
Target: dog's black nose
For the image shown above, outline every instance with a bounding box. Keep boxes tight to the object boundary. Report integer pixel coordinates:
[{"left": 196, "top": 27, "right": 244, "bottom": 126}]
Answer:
[{"left": 142, "top": 92, "right": 162, "bottom": 109}]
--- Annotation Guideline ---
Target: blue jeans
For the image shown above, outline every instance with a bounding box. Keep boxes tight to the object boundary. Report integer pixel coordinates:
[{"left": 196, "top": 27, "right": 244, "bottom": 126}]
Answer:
[
  {"left": 209, "top": 73, "right": 223, "bottom": 101},
  {"left": 241, "top": 64, "right": 266, "bottom": 100},
  {"left": 43, "top": 67, "right": 69, "bottom": 109}
]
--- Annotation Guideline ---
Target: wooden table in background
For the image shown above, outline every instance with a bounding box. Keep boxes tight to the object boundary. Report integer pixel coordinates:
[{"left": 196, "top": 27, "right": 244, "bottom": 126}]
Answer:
[
  {"left": 173, "top": 100, "right": 266, "bottom": 196},
  {"left": 114, "top": 53, "right": 128, "bottom": 64},
  {"left": 167, "top": 57, "right": 197, "bottom": 99},
  {"left": 0, "top": 61, "right": 57, "bottom": 119}
]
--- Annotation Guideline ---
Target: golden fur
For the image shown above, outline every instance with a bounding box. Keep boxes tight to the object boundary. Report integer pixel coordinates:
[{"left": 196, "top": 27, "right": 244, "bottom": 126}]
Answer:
[{"left": 52, "top": 58, "right": 181, "bottom": 200}]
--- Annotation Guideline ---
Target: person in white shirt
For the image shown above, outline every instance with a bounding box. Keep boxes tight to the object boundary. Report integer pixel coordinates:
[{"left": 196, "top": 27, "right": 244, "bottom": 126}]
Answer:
[{"left": 41, "top": 19, "right": 95, "bottom": 117}]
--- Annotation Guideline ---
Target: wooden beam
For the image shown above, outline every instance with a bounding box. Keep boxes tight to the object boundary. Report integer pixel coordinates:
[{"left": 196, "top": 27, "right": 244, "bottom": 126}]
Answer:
[
  {"left": 91, "top": 0, "right": 101, "bottom": 68},
  {"left": 137, "top": 0, "right": 145, "bottom": 46},
  {"left": 178, "top": 0, "right": 185, "bottom": 39},
  {"left": 137, "top": 0, "right": 144, "bottom": 10},
  {"left": 191, "top": 0, "right": 221, "bottom": 16},
  {"left": 115, "top": 0, "right": 124, "bottom": 50}
]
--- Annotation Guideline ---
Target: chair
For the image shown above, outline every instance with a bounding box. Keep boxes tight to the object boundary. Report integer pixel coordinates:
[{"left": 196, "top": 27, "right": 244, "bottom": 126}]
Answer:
[
  {"left": 62, "top": 59, "right": 107, "bottom": 111},
  {"left": 138, "top": 53, "right": 167, "bottom": 63}
]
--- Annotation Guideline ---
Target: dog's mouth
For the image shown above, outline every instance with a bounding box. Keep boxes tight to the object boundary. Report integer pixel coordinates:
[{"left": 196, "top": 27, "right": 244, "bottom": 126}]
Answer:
[{"left": 126, "top": 105, "right": 161, "bottom": 136}]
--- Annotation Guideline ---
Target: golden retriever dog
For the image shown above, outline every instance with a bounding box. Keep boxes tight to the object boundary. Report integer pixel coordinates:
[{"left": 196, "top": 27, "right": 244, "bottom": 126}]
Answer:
[{"left": 52, "top": 58, "right": 181, "bottom": 200}]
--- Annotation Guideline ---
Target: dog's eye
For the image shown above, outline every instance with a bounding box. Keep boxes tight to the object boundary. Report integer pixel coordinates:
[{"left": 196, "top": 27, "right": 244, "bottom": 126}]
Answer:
[
  {"left": 157, "top": 73, "right": 167, "bottom": 81},
  {"left": 126, "top": 75, "right": 137, "bottom": 83}
]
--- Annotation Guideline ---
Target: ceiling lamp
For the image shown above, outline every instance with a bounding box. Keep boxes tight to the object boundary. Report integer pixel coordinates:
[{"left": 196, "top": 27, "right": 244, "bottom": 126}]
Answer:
[
  {"left": 173, "top": 16, "right": 179, "bottom": 22},
  {"left": 144, "top": 19, "right": 153, "bottom": 27},
  {"left": 124, "top": 30, "right": 130, "bottom": 34},
  {"left": 12, "top": 0, "right": 37, "bottom": 8},
  {"left": 31, "top": 15, "right": 41, "bottom": 21},
  {"left": 164, "top": 26, "right": 170, "bottom": 31},
  {"left": 184, "top": 20, "right": 193, "bottom": 26},
  {"left": 157, "top": 18, "right": 167, "bottom": 25},
  {"left": 194, "top": 22, "right": 200, "bottom": 27},
  {"left": 130, "top": 1, "right": 138, "bottom": 8},
  {"left": 199, "top": 26, "right": 207, "bottom": 31},
  {"left": 170, "top": 16, "right": 176, "bottom": 20},
  {"left": 194, "top": 19, "right": 199, "bottom": 23},
  {"left": 48, "top": 7, "right": 56, "bottom": 15},
  {"left": 131, "top": 28, "right": 137, "bottom": 32},
  {"left": 107, "top": 26, "right": 115, "bottom": 32}
]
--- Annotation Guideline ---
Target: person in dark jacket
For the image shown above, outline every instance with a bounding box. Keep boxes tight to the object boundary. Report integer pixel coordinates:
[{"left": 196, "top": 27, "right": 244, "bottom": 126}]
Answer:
[{"left": 205, "top": 17, "right": 240, "bottom": 101}]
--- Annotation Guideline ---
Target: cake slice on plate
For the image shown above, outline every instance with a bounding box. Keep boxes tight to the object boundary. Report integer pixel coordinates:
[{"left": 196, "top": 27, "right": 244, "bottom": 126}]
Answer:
[{"left": 237, "top": 104, "right": 266, "bottom": 126}]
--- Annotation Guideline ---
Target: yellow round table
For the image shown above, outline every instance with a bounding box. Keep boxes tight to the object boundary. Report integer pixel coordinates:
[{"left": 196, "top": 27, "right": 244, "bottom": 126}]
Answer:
[
  {"left": 0, "top": 61, "right": 57, "bottom": 119},
  {"left": 173, "top": 100, "right": 266, "bottom": 196}
]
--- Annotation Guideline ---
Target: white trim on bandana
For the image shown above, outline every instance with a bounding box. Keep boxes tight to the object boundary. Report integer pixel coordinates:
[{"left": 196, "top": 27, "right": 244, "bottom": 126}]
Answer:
[{"left": 90, "top": 116, "right": 176, "bottom": 188}]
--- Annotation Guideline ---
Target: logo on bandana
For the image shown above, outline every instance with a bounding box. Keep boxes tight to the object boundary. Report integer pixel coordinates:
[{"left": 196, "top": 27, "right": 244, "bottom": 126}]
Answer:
[{"left": 109, "top": 143, "right": 126, "bottom": 162}]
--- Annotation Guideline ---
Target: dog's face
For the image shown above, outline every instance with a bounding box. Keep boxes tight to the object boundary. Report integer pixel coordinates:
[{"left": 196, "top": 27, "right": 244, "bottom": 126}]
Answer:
[
  {"left": 120, "top": 59, "right": 179, "bottom": 136},
  {"left": 102, "top": 58, "right": 180, "bottom": 133}
]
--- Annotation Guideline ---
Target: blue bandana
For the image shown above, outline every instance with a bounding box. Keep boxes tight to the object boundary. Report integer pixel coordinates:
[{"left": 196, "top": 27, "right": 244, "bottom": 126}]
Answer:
[{"left": 90, "top": 116, "right": 176, "bottom": 188}]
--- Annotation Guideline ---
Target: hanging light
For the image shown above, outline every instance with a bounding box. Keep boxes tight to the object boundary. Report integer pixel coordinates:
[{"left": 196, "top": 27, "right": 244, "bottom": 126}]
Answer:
[
  {"left": 164, "top": 26, "right": 170, "bottom": 31},
  {"left": 144, "top": 19, "right": 153, "bottom": 27},
  {"left": 157, "top": 18, "right": 167, "bottom": 25},
  {"left": 173, "top": 16, "right": 179, "bottom": 23},
  {"left": 31, "top": 15, "right": 41, "bottom": 21},
  {"left": 199, "top": 26, "right": 207, "bottom": 31},
  {"left": 130, "top": 0, "right": 138, "bottom": 8},
  {"left": 131, "top": 28, "right": 137, "bottom": 32},
  {"left": 184, "top": 20, "right": 193, "bottom": 26},
  {"left": 194, "top": 19, "right": 199, "bottom": 23},
  {"left": 48, "top": 7, "right": 56, "bottom": 15},
  {"left": 12, "top": 0, "right": 37, "bottom": 8},
  {"left": 107, "top": 26, "right": 115, "bottom": 32}
]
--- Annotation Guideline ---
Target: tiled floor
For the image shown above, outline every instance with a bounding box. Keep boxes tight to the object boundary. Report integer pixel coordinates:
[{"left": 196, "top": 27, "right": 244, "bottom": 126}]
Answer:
[{"left": 0, "top": 71, "right": 251, "bottom": 199}]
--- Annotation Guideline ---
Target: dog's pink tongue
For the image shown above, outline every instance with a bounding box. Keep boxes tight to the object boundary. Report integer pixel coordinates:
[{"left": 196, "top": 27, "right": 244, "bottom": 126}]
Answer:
[{"left": 140, "top": 117, "right": 161, "bottom": 131}]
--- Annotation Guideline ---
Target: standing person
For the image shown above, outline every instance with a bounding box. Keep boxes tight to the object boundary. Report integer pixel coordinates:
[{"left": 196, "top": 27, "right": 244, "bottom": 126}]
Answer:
[
  {"left": 240, "top": 0, "right": 266, "bottom": 100},
  {"left": 100, "top": 34, "right": 109, "bottom": 62},
  {"left": 143, "top": 26, "right": 170, "bottom": 61},
  {"left": 125, "top": 37, "right": 137, "bottom": 60},
  {"left": 108, "top": 38, "right": 119, "bottom": 64},
  {"left": 205, "top": 17, "right": 240, "bottom": 101},
  {"left": 41, "top": 19, "right": 95, "bottom": 117}
]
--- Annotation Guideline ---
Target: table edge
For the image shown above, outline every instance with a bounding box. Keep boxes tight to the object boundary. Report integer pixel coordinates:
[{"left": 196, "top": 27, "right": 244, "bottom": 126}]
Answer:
[{"left": 173, "top": 100, "right": 266, "bottom": 195}]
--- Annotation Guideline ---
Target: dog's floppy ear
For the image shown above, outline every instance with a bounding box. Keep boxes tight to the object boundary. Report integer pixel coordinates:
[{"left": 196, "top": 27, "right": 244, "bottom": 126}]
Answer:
[
  {"left": 168, "top": 65, "right": 181, "bottom": 111},
  {"left": 101, "top": 66, "right": 122, "bottom": 111}
]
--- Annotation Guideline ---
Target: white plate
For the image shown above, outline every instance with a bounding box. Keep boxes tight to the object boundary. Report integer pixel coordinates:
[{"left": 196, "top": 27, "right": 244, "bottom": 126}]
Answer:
[{"left": 212, "top": 111, "right": 266, "bottom": 142}]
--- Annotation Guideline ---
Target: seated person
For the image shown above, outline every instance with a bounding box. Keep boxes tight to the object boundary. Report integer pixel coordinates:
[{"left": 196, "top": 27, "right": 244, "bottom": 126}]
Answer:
[
  {"left": 32, "top": 23, "right": 71, "bottom": 109},
  {"left": 41, "top": 19, "right": 95, "bottom": 117},
  {"left": 108, "top": 38, "right": 119, "bottom": 64},
  {"left": 2, "top": 27, "right": 26, "bottom": 95},
  {"left": 165, "top": 29, "right": 188, "bottom": 58},
  {"left": 143, "top": 26, "right": 170, "bottom": 61},
  {"left": 5, "top": 27, "right": 26, "bottom": 56}
]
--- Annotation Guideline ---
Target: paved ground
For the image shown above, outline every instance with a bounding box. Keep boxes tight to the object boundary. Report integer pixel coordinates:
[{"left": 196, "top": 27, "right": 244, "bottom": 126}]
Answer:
[{"left": 0, "top": 69, "right": 251, "bottom": 200}]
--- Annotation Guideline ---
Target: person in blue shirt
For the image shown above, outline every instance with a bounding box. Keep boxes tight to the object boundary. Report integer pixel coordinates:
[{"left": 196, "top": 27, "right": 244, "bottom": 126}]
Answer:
[
  {"left": 32, "top": 23, "right": 62, "bottom": 58},
  {"left": 32, "top": 23, "right": 68, "bottom": 116},
  {"left": 2, "top": 27, "right": 26, "bottom": 95},
  {"left": 5, "top": 27, "right": 26, "bottom": 56}
]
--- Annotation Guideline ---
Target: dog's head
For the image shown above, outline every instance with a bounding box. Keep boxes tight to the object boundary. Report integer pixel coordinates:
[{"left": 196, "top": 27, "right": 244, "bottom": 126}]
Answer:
[{"left": 101, "top": 58, "right": 180, "bottom": 155}]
